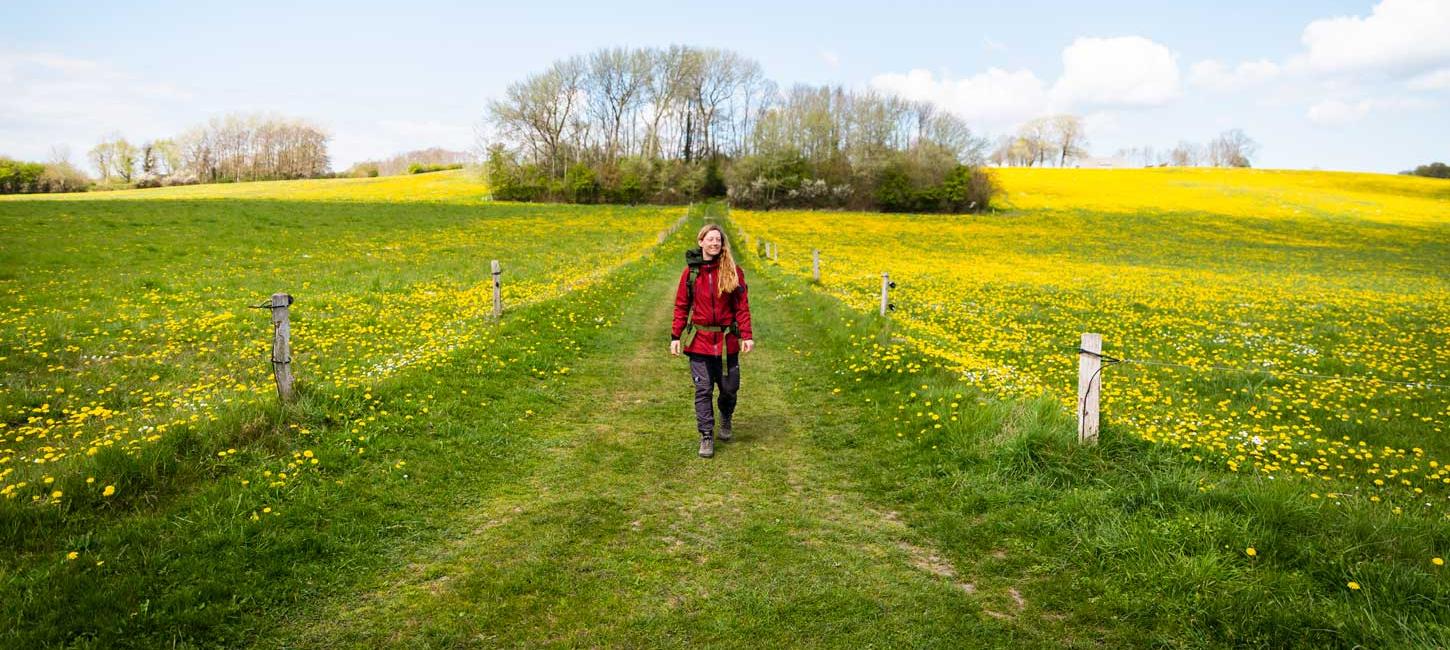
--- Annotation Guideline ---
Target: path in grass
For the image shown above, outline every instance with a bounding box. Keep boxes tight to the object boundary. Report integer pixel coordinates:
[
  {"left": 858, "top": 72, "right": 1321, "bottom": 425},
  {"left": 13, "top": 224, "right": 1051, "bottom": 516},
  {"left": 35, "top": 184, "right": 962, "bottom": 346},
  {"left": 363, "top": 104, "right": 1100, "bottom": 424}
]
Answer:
[{"left": 273, "top": 243, "right": 1042, "bottom": 647}]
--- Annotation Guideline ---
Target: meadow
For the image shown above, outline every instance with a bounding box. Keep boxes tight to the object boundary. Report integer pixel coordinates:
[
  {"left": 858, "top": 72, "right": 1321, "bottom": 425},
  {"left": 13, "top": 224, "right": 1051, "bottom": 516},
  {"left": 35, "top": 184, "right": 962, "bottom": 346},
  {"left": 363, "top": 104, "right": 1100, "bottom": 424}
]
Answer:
[
  {"left": 732, "top": 168, "right": 1450, "bottom": 512},
  {"left": 0, "top": 168, "right": 1445, "bottom": 647}
]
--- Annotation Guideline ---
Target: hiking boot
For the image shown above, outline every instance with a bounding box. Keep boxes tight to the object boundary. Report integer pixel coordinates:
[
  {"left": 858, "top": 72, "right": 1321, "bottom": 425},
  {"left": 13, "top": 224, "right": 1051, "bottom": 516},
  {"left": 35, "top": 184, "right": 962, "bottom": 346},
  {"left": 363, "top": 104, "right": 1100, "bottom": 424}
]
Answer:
[
  {"left": 698, "top": 434, "right": 714, "bottom": 458},
  {"left": 718, "top": 420, "right": 732, "bottom": 442}
]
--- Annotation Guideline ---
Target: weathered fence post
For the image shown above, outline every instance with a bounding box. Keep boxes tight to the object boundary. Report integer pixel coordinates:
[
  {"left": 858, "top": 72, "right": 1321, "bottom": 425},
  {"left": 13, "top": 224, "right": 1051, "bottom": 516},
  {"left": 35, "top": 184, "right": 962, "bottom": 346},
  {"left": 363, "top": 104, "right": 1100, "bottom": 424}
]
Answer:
[
  {"left": 491, "top": 260, "right": 503, "bottom": 318},
  {"left": 812, "top": 249, "right": 820, "bottom": 282},
  {"left": 1078, "top": 332, "right": 1102, "bottom": 444},
  {"left": 269, "top": 292, "right": 294, "bottom": 402},
  {"left": 880, "top": 273, "right": 891, "bottom": 316}
]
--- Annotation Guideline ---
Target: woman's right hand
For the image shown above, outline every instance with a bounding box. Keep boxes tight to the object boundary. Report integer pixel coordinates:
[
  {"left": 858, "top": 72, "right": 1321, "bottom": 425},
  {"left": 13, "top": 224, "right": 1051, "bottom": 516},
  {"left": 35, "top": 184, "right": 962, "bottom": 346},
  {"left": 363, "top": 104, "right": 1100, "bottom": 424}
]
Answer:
[{"left": 670, "top": 340, "right": 681, "bottom": 356}]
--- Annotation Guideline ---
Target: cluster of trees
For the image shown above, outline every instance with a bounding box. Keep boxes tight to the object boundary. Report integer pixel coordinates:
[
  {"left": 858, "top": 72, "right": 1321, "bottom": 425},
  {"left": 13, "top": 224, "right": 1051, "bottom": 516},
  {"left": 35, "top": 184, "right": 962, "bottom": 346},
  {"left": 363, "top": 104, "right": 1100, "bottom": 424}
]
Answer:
[
  {"left": 344, "top": 147, "right": 474, "bottom": 178},
  {"left": 1402, "top": 162, "right": 1449, "bottom": 179},
  {"left": 989, "top": 115, "right": 1088, "bottom": 167},
  {"left": 88, "top": 113, "right": 330, "bottom": 188},
  {"left": 485, "top": 46, "right": 997, "bottom": 212},
  {"left": 0, "top": 154, "right": 90, "bottom": 194},
  {"left": 1113, "top": 129, "right": 1260, "bottom": 168}
]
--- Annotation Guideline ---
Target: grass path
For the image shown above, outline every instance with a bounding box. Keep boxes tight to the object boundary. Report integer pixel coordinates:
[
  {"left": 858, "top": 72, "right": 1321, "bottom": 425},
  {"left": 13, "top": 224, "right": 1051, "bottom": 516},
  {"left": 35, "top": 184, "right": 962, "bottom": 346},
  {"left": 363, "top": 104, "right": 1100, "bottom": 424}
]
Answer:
[{"left": 271, "top": 238, "right": 1041, "bottom": 647}]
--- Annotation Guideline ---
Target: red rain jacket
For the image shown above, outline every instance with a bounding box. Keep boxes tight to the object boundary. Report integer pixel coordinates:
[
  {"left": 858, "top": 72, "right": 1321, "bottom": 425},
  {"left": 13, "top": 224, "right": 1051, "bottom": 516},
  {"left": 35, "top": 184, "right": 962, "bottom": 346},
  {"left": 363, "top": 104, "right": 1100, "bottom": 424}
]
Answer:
[{"left": 671, "top": 258, "right": 753, "bottom": 357}]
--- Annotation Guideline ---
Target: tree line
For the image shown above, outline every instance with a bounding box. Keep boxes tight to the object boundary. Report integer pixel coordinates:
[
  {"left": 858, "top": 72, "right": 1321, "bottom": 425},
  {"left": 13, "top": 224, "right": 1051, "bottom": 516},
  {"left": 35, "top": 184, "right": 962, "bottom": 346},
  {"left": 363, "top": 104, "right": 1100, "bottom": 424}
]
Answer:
[
  {"left": 485, "top": 46, "right": 996, "bottom": 212},
  {"left": 1110, "top": 130, "right": 1259, "bottom": 168},
  {"left": 1402, "top": 162, "right": 1448, "bottom": 179},
  {"left": 71, "top": 113, "right": 332, "bottom": 190},
  {"left": 344, "top": 147, "right": 474, "bottom": 178},
  {"left": 0, "top": 152, "right": 90, "bottom": 195}
]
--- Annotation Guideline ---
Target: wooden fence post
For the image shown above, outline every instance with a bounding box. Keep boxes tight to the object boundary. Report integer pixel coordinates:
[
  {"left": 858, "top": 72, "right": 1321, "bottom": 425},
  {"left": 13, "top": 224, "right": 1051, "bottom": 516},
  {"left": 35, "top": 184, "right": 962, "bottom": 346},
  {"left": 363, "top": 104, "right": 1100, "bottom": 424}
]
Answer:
[
  {"left": 491, "top": 260, "right": 503, "bottom": 318},
  {"left": 1078, "top": 332, "right": 1102, "bottom": 444},
  {"left": 269, "top": 292, "right": 294, "bottom": 402},
  {"left": 812, "top": 249, "right": 820, "bottom": 282},
  {"left": 880, "top": 273, "right": 891, "bottom": 316}
]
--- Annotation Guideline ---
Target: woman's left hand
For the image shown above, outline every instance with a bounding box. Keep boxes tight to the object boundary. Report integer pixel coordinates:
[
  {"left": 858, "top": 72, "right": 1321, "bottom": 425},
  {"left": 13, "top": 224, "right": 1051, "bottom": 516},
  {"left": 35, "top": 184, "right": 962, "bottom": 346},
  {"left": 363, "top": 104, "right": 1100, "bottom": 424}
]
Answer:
[{"left": 742, "top": 339, "right": 754, "bottom": 354}]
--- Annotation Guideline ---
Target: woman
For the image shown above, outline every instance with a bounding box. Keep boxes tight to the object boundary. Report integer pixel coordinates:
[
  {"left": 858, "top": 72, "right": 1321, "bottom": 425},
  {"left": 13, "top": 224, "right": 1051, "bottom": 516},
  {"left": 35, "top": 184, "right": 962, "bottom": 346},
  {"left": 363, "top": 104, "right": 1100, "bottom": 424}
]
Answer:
[{"left": 670, "top": 223, "right": 754, "bottom": 458}]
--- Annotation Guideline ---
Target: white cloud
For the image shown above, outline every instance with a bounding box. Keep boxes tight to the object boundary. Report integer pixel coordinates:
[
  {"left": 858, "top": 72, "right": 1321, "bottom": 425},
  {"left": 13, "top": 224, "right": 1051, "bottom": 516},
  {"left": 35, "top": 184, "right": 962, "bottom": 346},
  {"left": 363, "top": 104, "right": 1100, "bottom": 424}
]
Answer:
[
  {"left": 1050, "top": 36, "right": 1181, "bottom": 107},
  {"left": 1307, "top": 96, "right": 1436, "bottom": 126},
  {"left": 1307, "top": 99, "right": 1369, "bottom": 126},
  {"left": 981, "top": 37, "right": 1007, "bottom": 53},
  {"left": 870, "top": 67, "right": 1050, "bottom": 129},
  {"left": 1407, "top": 68, "right": 1450, "bottom": 91},
  {"left": 870, "top": 35, "right": 1179, "bottom": 133},
  {"left": 1189, "top": 58, "right": 1281, "bottom": 90},
  {"left": 0, "top": 51, "right": 195, "bottom": 163},
  {"left": 819, "top": 49, "right": 841, "bottom": 69},
  {"left": 1298, "top": 0, "right": 1450, "bottom": 76}
]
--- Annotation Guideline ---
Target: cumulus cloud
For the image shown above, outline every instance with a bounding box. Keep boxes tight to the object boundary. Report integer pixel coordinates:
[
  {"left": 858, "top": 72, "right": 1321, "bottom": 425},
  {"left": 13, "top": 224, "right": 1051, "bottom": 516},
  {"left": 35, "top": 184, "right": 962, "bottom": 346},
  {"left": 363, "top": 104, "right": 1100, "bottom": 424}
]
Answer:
[
  {"left": 870, "top": 35, "right": 1179, "bottom": 132},
  {"left": 1049, "top": 36, "right": 1181, "bottom": 107},
  {"left": 819, "top": 49, "right": 841, "bottom": 69},
  {"left": 1189, "top": 59, "right": 1281, "bottom": 90},
  {"left": 1407, "top": 68, "right": 1450, "bottom": 91},
  {"left": 1306, "top": 96, "right": 1435, "bottom": 126},
  {"left": 1297, "top": 0, "right": 1450, "bottom": 77},
  {"left": 870, "top": 67, "right": 1050, "bottom": 128}
]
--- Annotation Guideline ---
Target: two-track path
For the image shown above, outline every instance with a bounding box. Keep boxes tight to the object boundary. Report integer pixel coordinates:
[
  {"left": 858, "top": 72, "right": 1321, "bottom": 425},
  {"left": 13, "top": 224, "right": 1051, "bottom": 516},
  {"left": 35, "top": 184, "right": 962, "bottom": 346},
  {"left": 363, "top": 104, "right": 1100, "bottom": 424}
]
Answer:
[{"left": 272, "top": 241, "right": 1029, "bottom": 647}]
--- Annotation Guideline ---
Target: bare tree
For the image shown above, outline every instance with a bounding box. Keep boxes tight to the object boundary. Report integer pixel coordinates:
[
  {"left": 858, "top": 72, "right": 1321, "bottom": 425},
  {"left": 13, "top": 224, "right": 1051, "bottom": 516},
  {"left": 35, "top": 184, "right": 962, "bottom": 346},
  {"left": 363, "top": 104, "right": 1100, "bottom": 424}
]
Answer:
[
  {"left": 587, "top": 47, "right": 651, "bottom": 163},
  {"left": 1051, "top": 114, "right": 1088, "bottom": 167},
  {"left": 1209, "top": 128, "right": 1258, "bottom": 167},
  {"left": 489, "top": 56, "right": 585, "bottom": 177},
  {"left": 1016, "top": 117, "right": 1053, "bottom": 166}
]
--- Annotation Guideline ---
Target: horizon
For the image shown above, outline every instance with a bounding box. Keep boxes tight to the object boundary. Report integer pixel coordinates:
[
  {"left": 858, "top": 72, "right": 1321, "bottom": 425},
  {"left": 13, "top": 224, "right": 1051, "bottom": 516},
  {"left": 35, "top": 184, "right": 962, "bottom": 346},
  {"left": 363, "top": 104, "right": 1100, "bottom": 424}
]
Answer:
[{"left": 2, "top": 0, "right": 1447, "bottom": 174}]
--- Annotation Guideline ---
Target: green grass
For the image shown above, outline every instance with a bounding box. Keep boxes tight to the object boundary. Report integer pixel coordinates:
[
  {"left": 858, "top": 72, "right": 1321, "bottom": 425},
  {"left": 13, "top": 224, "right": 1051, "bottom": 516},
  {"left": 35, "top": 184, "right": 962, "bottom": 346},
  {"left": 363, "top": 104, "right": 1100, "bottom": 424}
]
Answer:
[{"left": 0, "top": 187, "right": 1445, "bottom": 648}]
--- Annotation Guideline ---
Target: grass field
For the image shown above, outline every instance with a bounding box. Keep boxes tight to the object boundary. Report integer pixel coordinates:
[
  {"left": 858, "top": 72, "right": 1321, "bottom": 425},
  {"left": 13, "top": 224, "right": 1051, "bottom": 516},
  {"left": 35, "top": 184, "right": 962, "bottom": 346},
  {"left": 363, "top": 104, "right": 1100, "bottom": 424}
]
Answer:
[
  {"left": 733, "top": 168, "right": 1450, "bottom": 506},
  {"left": 1, "top": 168, "right": 1446, "bottom": 647}
]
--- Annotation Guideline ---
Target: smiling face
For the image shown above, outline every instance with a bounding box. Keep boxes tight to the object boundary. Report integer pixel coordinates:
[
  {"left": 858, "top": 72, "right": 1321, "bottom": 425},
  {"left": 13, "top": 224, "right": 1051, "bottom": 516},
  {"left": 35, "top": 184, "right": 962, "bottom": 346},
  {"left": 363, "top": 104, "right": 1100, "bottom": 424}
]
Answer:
[{"left": 699, "top": 228, "right": 723, "bottom": 259}]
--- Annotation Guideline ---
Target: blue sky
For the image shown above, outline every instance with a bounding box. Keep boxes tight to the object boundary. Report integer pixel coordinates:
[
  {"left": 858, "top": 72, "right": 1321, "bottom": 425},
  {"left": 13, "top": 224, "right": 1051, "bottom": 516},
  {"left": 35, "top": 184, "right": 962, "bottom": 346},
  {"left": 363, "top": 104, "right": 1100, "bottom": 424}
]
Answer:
[{"left": 2, "top": 0, "right": 1446, "bottom": 172}]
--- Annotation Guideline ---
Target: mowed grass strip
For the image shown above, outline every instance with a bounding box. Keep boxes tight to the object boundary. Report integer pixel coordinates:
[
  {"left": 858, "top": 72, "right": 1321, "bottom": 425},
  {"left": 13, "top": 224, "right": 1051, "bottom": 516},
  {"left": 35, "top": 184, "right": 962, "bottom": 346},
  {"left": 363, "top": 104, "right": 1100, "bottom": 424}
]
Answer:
[{"left": 271, "top": 226, "right": 1045, "bottom": 649}]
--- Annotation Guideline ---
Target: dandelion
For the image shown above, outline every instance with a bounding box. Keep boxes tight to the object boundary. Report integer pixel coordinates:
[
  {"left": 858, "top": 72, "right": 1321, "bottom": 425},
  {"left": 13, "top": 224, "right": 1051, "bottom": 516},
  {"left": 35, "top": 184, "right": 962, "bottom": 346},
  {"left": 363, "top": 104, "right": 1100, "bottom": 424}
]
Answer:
[
  {"left": 1245, "top": 547, "right": 1257, "bottom": 557},
  {"left": 1347, "top": 581, "right": 1361, "bottom": 590},
  {"left": 102, "top": 485, "right": 115, "bottom": 497}
]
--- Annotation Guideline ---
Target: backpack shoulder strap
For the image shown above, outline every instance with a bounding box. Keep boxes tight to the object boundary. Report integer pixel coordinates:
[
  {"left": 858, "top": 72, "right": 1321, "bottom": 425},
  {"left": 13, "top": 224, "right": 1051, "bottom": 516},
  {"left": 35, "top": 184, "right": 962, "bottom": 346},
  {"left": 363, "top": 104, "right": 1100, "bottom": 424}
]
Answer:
[{"left": 685, "top": 266, "right": 701, "bottom": 319}]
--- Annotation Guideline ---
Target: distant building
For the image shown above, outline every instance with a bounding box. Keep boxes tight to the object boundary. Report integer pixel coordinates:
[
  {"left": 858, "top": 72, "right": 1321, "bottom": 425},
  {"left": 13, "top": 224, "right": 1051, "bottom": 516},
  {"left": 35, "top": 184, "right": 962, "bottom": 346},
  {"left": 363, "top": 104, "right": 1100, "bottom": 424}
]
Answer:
[{"left": 1073, "top": 156, "right": 1135, "bottom": 169}]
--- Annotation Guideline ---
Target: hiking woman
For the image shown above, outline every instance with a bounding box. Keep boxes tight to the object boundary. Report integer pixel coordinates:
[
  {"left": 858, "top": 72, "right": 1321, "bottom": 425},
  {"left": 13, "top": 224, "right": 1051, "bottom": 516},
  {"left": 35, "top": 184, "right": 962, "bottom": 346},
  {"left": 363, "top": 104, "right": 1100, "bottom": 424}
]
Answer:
[{"left": 670, "top": 223, "right": 754, "bottom": 458}]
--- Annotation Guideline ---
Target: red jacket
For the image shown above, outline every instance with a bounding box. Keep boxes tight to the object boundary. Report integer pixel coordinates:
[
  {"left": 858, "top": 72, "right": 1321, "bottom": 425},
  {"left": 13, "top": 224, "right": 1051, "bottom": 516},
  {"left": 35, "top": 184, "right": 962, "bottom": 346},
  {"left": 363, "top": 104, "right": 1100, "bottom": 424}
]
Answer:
[{"left": 671, "top": 259, "right": 753, "bottom": 357}]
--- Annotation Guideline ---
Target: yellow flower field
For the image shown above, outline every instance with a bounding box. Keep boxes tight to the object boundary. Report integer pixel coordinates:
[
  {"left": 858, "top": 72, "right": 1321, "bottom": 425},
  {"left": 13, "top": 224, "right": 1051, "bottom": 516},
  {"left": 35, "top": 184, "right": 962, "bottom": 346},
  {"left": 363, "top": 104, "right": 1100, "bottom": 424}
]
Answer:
[{"left": 734, "top": 167, "right": 1450, "bottom": 509}]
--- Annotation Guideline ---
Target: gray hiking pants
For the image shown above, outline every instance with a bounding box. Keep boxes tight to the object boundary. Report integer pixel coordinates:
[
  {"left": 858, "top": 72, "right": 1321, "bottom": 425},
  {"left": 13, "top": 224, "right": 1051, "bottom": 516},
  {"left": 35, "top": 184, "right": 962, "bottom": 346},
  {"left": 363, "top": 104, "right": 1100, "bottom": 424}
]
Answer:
[{"left": 689, "top": 353, "right": 739, "bottom": 437}]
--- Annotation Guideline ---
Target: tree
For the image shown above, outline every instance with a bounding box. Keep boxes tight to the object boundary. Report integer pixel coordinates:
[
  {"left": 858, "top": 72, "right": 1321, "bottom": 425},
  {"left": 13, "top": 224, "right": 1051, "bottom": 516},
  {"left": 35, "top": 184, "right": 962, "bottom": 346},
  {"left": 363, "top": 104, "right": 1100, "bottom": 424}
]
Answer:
[
  {"left": 1209, "top": 129, "right": 1257, "bottom": 167},
  {"left": 1016, "top": 117, "right": 1053, "bottom": 166},
  {"left": 1051, "top": 114, "right": 1087, "bottom": 167},
  {"left": 489, "top": 56, "right": 585, "bottom": 178},
  {"left": 88, "top": 141, "right": 114, "bottom": 183},
  {"left": 1407, "top": 162, "right": 1449, "bottom": 178}
]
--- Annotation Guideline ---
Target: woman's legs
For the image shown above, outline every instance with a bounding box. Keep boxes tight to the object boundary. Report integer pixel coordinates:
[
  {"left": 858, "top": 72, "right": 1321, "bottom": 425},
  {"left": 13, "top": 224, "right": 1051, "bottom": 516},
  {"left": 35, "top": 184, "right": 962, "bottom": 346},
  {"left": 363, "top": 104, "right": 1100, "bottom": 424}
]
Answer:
[
  {"left": 690, "top": 355, "right": 717, "bottom": 437},
  {"left": 717, "top": 354, "right": 740, "bottom": 432},
  {"left": 689, "top": 353, "right": 741, "bottom": 437}
]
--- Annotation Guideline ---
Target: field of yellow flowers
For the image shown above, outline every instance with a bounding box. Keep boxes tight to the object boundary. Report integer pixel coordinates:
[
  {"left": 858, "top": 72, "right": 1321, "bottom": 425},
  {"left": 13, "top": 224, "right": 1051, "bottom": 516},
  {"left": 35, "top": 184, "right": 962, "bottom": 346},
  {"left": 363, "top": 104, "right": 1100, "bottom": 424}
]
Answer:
[
  {"left": 0, "top": 171, "right": 677, "bottom": 511},
  {"left": 734, "top": 167, "right": 1450, "bottom": 514}
]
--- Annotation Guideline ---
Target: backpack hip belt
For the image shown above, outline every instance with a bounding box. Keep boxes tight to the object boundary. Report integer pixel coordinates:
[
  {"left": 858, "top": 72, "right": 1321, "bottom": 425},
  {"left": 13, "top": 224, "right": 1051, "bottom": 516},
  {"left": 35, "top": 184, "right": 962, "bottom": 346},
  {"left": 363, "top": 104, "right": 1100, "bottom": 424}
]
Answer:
[{"left": 686, "top": 322, "right": 740, "bottom": 363}]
